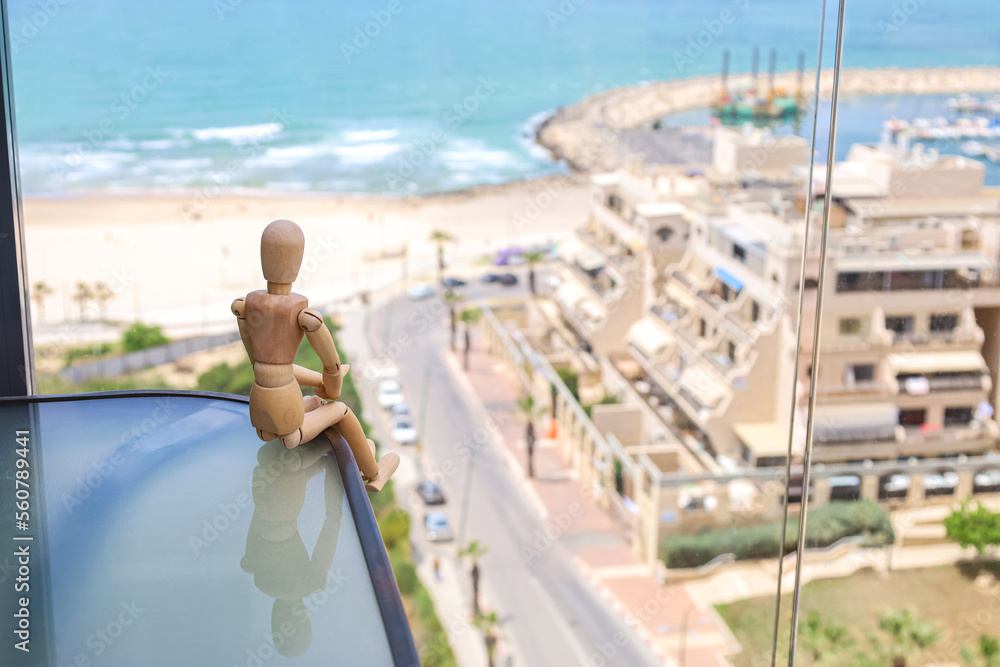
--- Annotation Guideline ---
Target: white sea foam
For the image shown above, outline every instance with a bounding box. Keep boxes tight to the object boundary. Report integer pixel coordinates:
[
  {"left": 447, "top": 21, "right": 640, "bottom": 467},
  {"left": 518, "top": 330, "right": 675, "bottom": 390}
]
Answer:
[
  {"left": 342, "top": 128, "right": 399, "bottom": 143},
  {"left": 190, "top": 122, "right": 283, "bottom": 143},
  {"left": 138, "top": 139, "right": 192, "bottom": 150},
  {"left": 331, "top": 142, "right": 404, "bottom": 165}
]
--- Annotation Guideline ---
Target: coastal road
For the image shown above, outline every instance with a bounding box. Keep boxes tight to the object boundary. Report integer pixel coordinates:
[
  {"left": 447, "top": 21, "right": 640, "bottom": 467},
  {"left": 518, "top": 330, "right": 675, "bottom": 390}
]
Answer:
[{"left": 362, "top": 270, "right": 662, "bottom": 667}]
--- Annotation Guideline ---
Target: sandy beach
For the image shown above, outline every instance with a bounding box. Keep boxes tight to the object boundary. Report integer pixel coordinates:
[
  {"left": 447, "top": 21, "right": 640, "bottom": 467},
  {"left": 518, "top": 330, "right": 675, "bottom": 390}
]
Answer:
[{"left": 24, "top": 174, "right": 589, "bottom": 342}]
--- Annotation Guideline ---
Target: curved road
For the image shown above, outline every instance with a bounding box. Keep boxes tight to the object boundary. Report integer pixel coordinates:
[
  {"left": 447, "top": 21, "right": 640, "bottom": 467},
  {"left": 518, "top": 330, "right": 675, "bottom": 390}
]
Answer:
[{"left": 361, "top": 274, "right": 662, "bottom": 667}]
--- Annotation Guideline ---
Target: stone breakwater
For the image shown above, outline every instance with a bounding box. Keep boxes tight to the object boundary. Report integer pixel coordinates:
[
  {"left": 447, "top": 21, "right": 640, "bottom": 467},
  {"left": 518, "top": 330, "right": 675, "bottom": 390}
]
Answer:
[{"left": 536, "top": 67, "right": 1000, "bottom": 173}]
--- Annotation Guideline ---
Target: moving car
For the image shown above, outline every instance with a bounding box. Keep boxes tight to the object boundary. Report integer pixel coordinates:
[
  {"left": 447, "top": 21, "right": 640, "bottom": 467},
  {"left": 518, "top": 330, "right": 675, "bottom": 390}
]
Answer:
[
  {"left": 416, "top": 481, "right": 446, "bottom": 505},
  {"left": 482, "top": 272, "right": 502, "bottom": 284},
  {"left": 498, "top": 273, "right": 518, "bottom": 286},
  {"left": 391, "top": 416, "right": 418, "bottom": 445},
  {"left": 441, "top": 277, "right": 466, "bottom": 288},
  {"left": 407, "top": 283, "right": 435, "bottom": 300},
  {"left": 377, "top": 380, "right": 404, "bottom": 410},
  {"left": 423, "top": 512, "right": 453, "bottom": 542}
]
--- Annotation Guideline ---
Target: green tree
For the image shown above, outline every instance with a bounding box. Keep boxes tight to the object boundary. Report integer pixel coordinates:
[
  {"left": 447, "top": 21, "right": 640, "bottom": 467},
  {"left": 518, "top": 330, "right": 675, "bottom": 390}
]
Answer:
[
  {"left": 429, "top": 229, "right": 454, "bottom": 283},
  {"left": 474, "top": 610, "right": 501, "bottom": 667},
  {"left": 93, "top": 282, "right": 114, "bottom": 321},
  {"left": 523, "top": 249, "right": 545, "bottom": 295},
  {"left": 862, "top": 608, "right": 940, "bottom": 667},
  {"left": 32, "top": 281, "right": 53, "bottom": 324},
  {"left": 962, "top": 635, "right": 1000, "bottom": 667},
  {"left": 459, "top": 307, "right": 481, "bottom": 370},
  {"left": 945, "top": 501, "right": 1000, "bottom": 557},
  {"left": 74, "top": 281, "right": 93, "bottom": 321},
  {"left": 458, "top": 540, "right": 489, "bottom": 617},
  {"left": 516, "top": 394, "right": 545, "bottom": 478},
  {"left": 799, "top": 610, "right": 852, "bottom": 665},
  {"left": 122, "top": 322, "right": 169, "bottom": 352},
  {"left": 443, "top": 288, "right": 462, "bottom": 352}
]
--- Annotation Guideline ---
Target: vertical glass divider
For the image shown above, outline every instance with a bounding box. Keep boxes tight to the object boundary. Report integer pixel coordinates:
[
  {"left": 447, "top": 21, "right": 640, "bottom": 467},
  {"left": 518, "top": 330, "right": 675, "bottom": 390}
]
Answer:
[
  {"left": 787, "top": 0, "right": 848, "bottom": 663},
  {"left": 769, "top": 1, "right": 829, "bottom": 663}
]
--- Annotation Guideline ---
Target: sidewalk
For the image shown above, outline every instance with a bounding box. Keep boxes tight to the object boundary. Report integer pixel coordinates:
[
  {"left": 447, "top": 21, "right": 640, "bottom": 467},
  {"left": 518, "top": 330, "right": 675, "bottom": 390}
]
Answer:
[
  {"left": 448, "top": 342, "right": 739, "bottom": 666},
  {"left": 339, "top": 299, "right": 495, "bottom": 667}
]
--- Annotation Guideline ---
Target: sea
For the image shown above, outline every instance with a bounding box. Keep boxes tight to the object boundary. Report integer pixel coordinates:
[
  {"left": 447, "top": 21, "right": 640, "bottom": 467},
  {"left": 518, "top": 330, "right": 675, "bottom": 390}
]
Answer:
[{"left": 10, "top": 0, "right": 1000, "bottom": 197}]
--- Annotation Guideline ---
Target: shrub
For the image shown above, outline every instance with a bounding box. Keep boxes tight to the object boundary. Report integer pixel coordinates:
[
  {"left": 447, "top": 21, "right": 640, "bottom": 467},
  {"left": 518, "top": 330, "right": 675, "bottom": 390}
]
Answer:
[
  {"left": 378, "top": 507, "right": 411, "bottom": 551},
  {"left": 122, "top": 322, "right": 169, "bottom": 352},
  {"left": 391, "top": 557, "right": 418, "bottom": 596},
  {"left": 196, "top": 360, "right": 255, "bottom": 396},
  {"left": 662, "top": 501, "right": 893, "bottom": 569}
]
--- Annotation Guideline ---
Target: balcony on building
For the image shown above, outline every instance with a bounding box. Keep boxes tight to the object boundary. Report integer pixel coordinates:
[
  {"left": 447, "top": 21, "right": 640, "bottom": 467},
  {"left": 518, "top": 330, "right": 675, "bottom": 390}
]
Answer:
[
  {"left": 888, "top": 351, "right": 991, "bottom": 396},
  {"left": 811, "top": 403, "right": 902, "bottom": 463}
]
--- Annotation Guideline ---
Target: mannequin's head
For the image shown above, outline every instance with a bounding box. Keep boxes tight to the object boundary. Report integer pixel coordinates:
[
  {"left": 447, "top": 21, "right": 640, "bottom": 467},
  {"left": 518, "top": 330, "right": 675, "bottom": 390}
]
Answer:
[{"left": 261, "top": 219, "right": 305, "bottom": 286}]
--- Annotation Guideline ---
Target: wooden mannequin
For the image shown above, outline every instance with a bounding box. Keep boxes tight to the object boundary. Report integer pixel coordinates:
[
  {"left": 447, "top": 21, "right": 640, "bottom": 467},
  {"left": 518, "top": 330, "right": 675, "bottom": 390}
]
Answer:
[{"left": 232, "top": 219, "right": 398, "bottom": 492}]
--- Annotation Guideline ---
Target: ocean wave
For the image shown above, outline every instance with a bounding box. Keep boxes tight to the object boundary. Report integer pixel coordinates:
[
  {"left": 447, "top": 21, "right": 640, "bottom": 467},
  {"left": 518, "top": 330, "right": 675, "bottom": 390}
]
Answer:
[
  {"left": 264, "top": 144, "right": 338, "bottom": 160},
  {"left": 341, "top": 128, "right": 399, "bottom": 143},
  {"left": 331, "top": 142, "right": 404, "bottom": 165},
  {"left": 190, "top": 122, "right": 283, "bottom": 143},
  {"left": 138, "top": 139, "right": 192, "bottom": 150},
  {"left": 439, "top": 148, "right": 520, "bottom": 169}
]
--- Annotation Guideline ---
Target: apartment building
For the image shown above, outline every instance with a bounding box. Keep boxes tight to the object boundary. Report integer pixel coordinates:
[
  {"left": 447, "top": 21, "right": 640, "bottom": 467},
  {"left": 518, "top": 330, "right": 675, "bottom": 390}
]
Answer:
[{"left": 540, "top": 125, "right": 1000, "bottom": 483}]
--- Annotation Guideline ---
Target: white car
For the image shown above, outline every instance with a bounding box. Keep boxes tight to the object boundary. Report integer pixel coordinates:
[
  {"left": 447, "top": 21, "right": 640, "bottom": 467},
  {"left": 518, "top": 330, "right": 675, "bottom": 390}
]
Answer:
[
  {"left": 391, "top": 416, "right": 418, "bottom": 445},
  {"left": 423, "top": 512, "right": 453, "bottom": 542},
  {"left": 407, "top": 283, "right": 435, "bottom": 300},
  {"left": 377, "top": 380, "right": 404, "bottom": 410}
]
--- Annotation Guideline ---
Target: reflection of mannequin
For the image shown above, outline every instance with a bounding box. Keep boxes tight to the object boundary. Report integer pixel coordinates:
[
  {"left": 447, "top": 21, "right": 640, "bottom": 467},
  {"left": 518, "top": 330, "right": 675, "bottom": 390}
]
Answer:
[{"left": 240, "top": 439, "right": 344, "bottom": 658}]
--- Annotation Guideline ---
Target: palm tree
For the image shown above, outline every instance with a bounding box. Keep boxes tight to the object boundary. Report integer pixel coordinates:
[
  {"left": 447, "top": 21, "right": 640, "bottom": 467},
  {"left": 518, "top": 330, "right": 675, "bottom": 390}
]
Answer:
[
  {"left": 92, "top": 282, "right": 114, "bottom": 321},
  {"left": 459, "top": 307, "right": 481, "bottom": 370},
  {"left": 31, "top": 281, "right": 53, "bottom": 324},
  {"left": 523, "top": 249, "right": 545, "bottom": 295},
  {"left": 869, "top": 608, "right": 941, "bottom": 667},
  {"left": 962, "top": 635, "right": 1000, "bottom": 667},
  {"left": 799, "top": 610, "right": 851, "bottom": 665},
  {"left": 516, "top": 394, "right": 545, "bottom": 478},
  {"left": 443, "top": 288, "right": 462, "bottom": 351},
  {"left": 474, "top": 610, "right": 501, "bottom": 667},
  {"left": 73, "top": 282, "right": 94, "bottom": 321},
  {"left": 429, "top": 229, "right": 454, "bottom": 284},
  {"left": 458, "top": 539, "right": 489, "bottom": 616}
]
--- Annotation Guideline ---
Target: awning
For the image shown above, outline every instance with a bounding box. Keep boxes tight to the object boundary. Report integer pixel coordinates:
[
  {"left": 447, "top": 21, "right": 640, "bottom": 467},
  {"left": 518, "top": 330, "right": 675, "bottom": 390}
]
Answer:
[
  {"left": 734, "top": 422, "right": 791, "bottom": 458},
  {"left": 554, "top": 280, "right": 590, "bottom": 312},
  {"left": 888, "top": 351, "right": 986, "bottom": 375},
  {"left": 837, "top": 253, "right": 996, "bottom": 273},
  {"left": 679, "top": 367, "right": 727, "bottom": 409},
  {"left": 626, "top": 318, "right": 674, "bottom": 361},
  {"left": 580, "top": 300, "right": 606, "bottom": 322},
  {"left": 557, "top": 237, "right": 586, "bottom": 264},
  {"left": 813, "top": 403, "right": 898, "bottom": 444},
  {"left": 714, "top": 267, "right": 745, "bottom": 292},
  {"left": 576, "top": 248, "right": 607, "bottom": 273}
]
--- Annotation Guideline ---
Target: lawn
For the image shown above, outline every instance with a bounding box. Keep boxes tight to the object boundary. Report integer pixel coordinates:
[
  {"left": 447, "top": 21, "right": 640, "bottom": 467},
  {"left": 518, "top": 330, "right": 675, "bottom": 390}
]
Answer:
[{"left": 717, "top": 562, "right": 1000, "bottom": 666}]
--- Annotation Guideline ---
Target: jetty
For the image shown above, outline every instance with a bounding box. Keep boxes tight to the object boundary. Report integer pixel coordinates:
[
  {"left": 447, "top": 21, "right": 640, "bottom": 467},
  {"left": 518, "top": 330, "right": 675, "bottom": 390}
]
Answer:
[{"left": 536, "top": 67, "right": 1000, "bottom": 173}]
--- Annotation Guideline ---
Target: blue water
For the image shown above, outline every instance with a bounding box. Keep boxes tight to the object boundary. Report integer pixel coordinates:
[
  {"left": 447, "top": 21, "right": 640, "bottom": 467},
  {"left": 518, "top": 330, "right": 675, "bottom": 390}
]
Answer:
[{"left": 9, "top": 0, "right": 1000, "bottom": 196}]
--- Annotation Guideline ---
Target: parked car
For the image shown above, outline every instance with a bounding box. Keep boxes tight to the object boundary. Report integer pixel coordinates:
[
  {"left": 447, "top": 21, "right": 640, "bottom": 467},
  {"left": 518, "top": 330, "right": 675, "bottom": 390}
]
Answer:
[
  {"left": 882, "top": 474, "right": 911, "bottom": 496},
  {"left": 441, "top": 277, "right": 466, "bottom": 288},
  {"left": 482, "top": 272, "right": 502, "bottom": 284},
  {"left": 974, "top": 469, "right": 1000, "bottom": 492},
  {"left": 407, "top": 283, "right": 435, "bottom": 300},
  {"left": 423, "top": 512, "right": 453, "bottom": 542},
  {"left": 391, "top": 402, "right": 411, "bottom": 416},
  {"left": 391, "top": 416, "right": 418, "bottom": 445},
  {"left": 416, "top": 481, "right": 446, "bottom": 505},
  {"left": 377, "top": 380, "right": 404, "bottom": 410},
  {"left": 498, "top": 273, "right": 518, "bottom": 286}
]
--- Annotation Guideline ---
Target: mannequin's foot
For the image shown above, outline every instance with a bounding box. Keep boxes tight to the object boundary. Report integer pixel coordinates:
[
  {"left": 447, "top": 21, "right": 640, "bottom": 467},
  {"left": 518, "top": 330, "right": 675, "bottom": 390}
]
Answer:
[
  {"left": 280, "top": 429, "right": 303, "bottom": 449},
  {"left": 364, "top": 453, "right": 400, "bottom": 492}
]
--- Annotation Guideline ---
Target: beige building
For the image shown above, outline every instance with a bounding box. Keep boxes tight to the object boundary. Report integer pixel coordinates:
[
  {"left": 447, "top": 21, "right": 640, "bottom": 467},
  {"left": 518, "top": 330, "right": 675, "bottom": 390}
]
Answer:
[{"left": 541, "top": 127, "right": 1000, "bottom": 489}]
